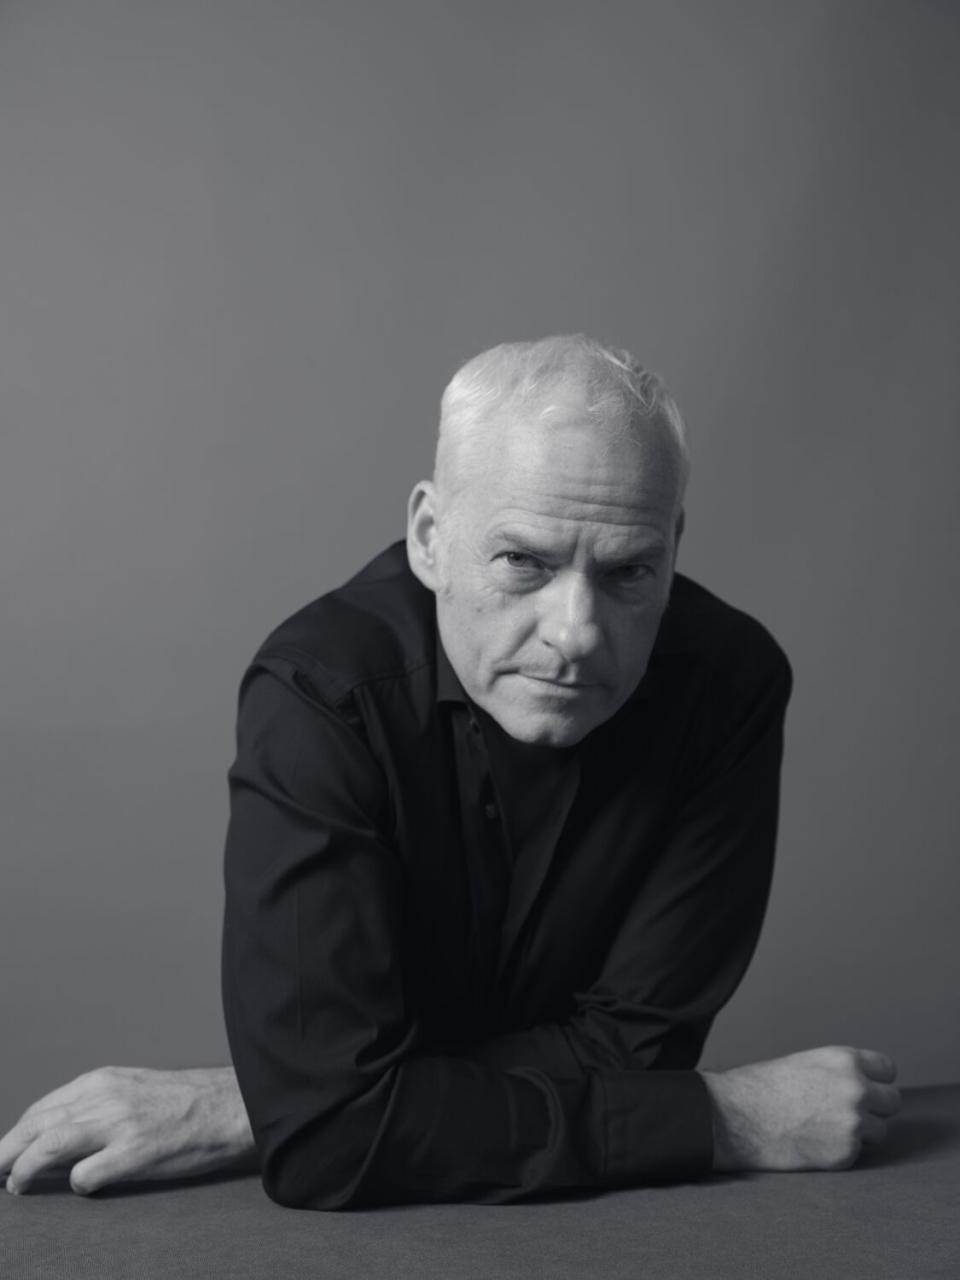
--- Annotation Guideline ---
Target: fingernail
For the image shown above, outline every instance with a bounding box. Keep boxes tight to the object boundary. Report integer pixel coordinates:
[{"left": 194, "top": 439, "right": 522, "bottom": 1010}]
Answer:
[{"left": 5, "top": 1180, "right": 18, "bottom": 1195}]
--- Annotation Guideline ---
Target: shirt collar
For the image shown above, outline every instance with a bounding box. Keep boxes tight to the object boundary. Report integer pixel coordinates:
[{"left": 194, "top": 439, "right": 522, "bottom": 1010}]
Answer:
[{"left": 435, "top": 628, "right": 469, "bottom": 705}]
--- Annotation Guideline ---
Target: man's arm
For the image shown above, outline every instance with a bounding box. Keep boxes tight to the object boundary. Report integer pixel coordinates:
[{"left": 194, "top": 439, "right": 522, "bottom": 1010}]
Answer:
[
  {"left": 2, "top": 1043, "right": 900, "bottom": 1195},
  {"left": 1, "top": 644, "right": 900, "bottom": 1195}
]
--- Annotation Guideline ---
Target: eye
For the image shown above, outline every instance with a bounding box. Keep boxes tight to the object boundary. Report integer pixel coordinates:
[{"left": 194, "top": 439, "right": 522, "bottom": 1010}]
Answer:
[
  {"left": 493, "top": 551, "right": 547, "bottom": 588},
  {"left": 605, "top": 563, "right": 654, "bottom": 585},
  {"left": 502, "top": 551, "right": 541, "bottom": 570}
]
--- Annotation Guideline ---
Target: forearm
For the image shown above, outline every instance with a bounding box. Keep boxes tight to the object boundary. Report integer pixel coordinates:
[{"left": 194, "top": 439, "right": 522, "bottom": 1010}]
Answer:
[
  {"left": 204, "top": 1003, "right": 715, "bottom": 1207},
  {"left": 446, "top": 1007, "right": 711, "bottom": 1077},
  {"left": 233, "top": 1046, "right": 714, "bottom": 1210}
]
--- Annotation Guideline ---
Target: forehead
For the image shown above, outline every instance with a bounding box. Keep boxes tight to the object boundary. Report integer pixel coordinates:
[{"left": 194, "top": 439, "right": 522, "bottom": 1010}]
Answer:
[{"left": 448, "top": 411, "right": 682, "bottom": 543}]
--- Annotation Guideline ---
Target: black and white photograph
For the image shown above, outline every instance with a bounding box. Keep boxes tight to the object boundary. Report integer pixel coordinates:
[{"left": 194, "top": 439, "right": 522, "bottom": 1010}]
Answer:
[{"left": 1, "top": 2, "right": 958, "bottom": 1276}]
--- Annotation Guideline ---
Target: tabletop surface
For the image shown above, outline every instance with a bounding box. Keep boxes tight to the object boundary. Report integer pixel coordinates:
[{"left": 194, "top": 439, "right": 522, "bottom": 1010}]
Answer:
[{"left": 2, "top": 1084, "right": 958, "bottom": 1280}]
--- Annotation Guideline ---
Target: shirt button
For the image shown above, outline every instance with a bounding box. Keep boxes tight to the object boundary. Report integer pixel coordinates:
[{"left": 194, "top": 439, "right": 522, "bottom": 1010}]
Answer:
[{"left": 484, "top": 801, "right": 498, "bottom": 820}]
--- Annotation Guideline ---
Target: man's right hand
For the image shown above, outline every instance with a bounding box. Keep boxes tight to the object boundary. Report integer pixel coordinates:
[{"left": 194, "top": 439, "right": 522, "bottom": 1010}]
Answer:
[
  {"left": 701, "top": 1045, "right": 902, "bottom": 1172},
  {"left": 0, "top": 1065, "right": 256, "bottom": 1195}
]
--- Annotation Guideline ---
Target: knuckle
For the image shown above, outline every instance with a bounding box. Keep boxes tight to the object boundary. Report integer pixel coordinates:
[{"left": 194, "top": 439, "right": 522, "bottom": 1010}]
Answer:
[
  {"left": 834, "top": 1076, "right": 863, "bottom": 1109},
  {"left": 11, "top": 1116, "right": 41, "bottom": 1144},
  {"left": 87, "top": 1065, "right": 127, "bottom": 1094},
  {"left": 819, "top": 1045, "right": 852, "bottom": 1071},
  {"left": 113, "top": 1139, "right": 145, "bottom": 1168},
  {"left": 39, "top": 1127, "right": 70, "bottom": 1156},
  {"left": 105, "top": 1101, "right": 133, "bottom": 1127},
  {"left": 113, "top": 1119, "right": 144, "bottom": 1149}
]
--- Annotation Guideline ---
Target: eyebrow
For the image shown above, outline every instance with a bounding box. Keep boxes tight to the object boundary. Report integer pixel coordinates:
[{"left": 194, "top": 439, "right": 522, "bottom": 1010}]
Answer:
[{"left": 485, "top": 529, "right": 669, "bottom": 565}]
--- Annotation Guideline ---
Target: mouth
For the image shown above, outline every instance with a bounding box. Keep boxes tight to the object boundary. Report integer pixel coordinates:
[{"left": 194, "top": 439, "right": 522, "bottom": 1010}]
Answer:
[{"left": 522, "top": 675, "right": 597, "bottom": 693}]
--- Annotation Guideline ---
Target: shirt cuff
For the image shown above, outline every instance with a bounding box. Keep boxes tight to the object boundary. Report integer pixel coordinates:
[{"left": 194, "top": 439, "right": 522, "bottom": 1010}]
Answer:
[{"left": 600, "top": 1068, "right": 715, "bottom": 1185}]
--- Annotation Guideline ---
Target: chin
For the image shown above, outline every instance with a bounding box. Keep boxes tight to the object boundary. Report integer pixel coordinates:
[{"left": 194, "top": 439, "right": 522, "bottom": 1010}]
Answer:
[{"left": 493, "top": 707, "right": 594, "bottom": 748}]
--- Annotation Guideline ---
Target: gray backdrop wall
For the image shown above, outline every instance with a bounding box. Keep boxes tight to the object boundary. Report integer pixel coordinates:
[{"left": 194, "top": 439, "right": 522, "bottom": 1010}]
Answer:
[{"left": 2, "top": 0, "right": 958, "bottom": 1117}]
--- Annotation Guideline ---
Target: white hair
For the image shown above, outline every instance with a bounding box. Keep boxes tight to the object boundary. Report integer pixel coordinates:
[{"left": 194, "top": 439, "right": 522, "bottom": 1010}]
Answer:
[{"left": 435, "top": 333, "right": 690, "bottom": 502}]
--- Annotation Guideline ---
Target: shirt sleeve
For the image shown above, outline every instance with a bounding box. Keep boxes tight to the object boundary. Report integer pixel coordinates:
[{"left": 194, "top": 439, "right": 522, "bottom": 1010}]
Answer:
[
  {"left": 445, "top": 641, "right": 793, "bottom": 1180},
  {"left": 221, "top": 655, "right": 716, "bottom": 1210}
]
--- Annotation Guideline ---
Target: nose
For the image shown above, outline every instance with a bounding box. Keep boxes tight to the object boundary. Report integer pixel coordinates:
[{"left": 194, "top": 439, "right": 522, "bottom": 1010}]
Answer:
[{"left": 537, "top": 572, "right": 603, "bottom": 664}]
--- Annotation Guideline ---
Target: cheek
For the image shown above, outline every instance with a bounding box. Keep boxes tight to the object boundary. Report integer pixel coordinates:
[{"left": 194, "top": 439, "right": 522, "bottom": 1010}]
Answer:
[
  {"left": 440, "top": 582, "right": 500, "bottom": 651},
  {"left": 465, "top": 593, "right": 533, "bottom": 664},
  {"left": 446, "top": 571, "right": 513, "bottom": 622}
]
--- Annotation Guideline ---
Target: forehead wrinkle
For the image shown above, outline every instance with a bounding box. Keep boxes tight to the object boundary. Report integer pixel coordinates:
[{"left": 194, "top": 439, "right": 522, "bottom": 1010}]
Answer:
[
  {"left": 463, "top": 462, "right": 663, "bottom": 515},
  {"left": 485, "top": 501, "right": 669, "bottom": 528},
  {"left": 511, "top": 421, "right": 679, "bottom": 494},
  {"left": 482, "top": 511, "right": 672, "bottom": 558}
]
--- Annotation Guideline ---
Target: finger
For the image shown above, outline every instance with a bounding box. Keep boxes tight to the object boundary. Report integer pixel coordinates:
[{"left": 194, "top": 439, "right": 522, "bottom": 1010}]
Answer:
[
  {"left": 0, "top": 1108, "right": 64, "bottom": 1177},
  {"left": 0, "top": 1103, "right": 80, "bottom": 1176},
  {"left": 865, "top": 1082, "right": 902, "bottom": 1118},
  {"left": 0, "top": 1126, "right": 32, "bottom": 1178},
  {"left": 860, "top": 1114, "right": 889, "bottom": 1145},
  {"left": 7, "top": 1125, "right": 102, "bottom": 1194},
  {"left": 856, "top": 1049, "right": 897, "bottom": 1084},
  {"left": 1, "top": 1096, "right": 67, "bottom": 1158},
  {"left": 70, "top": 1145, "right": 139, "bottom": 1196}
]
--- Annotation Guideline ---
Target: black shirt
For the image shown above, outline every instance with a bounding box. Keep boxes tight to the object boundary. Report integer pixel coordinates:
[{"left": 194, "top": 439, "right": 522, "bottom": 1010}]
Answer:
[{"left": 221, "top": 541, "right": 792, "bottom": 1209}]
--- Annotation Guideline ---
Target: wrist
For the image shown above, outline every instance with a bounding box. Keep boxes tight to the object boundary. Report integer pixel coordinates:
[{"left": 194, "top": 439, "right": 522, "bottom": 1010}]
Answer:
[
  {"left": 182, "top": 1066, "right": 256, "bottom": 1161},
  {"left": 698, "top": 1070, "right": 742, "bottom": 1172}
]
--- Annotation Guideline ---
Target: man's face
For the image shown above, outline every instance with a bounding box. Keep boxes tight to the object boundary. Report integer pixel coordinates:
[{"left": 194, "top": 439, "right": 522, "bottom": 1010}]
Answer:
[{"left": 412, "top": 402, "right": 683, "bottom": 747}]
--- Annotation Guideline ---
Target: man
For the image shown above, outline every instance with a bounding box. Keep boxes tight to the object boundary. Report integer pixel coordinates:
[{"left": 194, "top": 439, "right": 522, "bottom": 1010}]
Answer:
[{"left": 1, "top": 335, "right": 900, "bottom": 1206}]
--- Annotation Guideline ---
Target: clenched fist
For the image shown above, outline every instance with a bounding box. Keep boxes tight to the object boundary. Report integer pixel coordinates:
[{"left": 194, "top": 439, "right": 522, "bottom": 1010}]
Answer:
[
  {"left": 701, "top": 1045, "right": 902, "bottom": 1171},
  {"left": 0, "top": 1066, "right": 256, "bottom": 1195}
]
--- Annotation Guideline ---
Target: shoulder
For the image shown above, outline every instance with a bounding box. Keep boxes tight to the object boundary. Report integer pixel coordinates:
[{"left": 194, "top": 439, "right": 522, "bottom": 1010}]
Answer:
[
  {"left": 247, "top": 541, "right": 436, "bottom": 704},
  {"left": 654, "top": 572, "right": 793, "bottom": 706}
]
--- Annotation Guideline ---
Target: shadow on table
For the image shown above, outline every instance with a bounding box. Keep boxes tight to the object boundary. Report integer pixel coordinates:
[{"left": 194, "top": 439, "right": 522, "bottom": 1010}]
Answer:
[
  {"left": 6, "top": 1163, "right": 259, "bottom": 1200},
  {"left": 855, "top": 1084, "right": 960, "bottom": 1171}
]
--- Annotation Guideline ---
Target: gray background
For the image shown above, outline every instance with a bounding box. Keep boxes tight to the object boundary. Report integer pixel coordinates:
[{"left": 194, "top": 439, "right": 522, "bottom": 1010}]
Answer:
[{"left": 1, "top": 0, "right": 958, "bottom": 1117}]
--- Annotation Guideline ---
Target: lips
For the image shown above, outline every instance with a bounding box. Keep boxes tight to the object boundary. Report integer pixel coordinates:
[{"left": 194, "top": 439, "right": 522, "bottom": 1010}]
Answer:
[{"left": 523, "top": 675, "right": 596, "bottom": 690}]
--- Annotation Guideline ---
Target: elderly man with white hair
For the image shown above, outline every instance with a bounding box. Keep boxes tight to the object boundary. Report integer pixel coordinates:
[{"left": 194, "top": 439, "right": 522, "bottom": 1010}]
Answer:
[{"left": 0, "top": 335, "right": 900, "bottom": 1208}]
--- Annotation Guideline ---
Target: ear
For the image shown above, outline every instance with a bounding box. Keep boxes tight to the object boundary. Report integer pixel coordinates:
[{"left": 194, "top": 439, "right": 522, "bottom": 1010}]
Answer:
[
  {"left": 670, "top": 509, "right": 686, "bottom": 570},
  {"left": 406, "top": 480, "right": 442, "bottom": 592}
]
